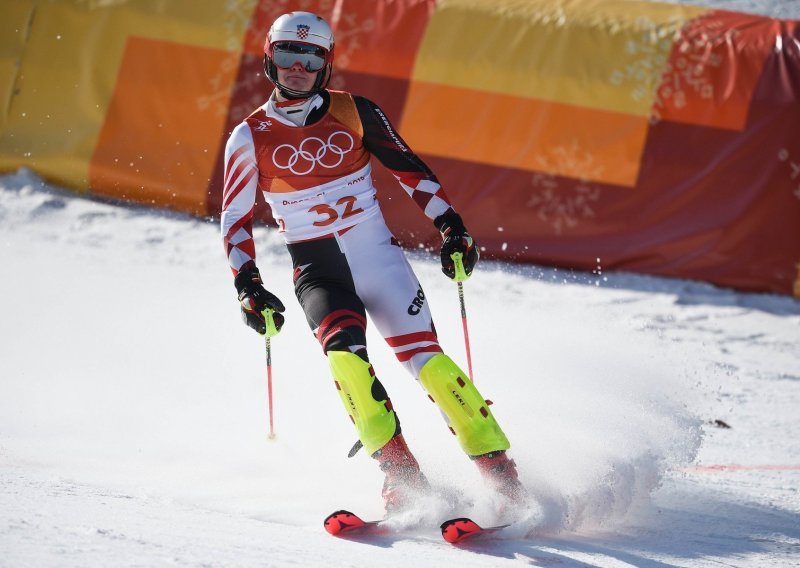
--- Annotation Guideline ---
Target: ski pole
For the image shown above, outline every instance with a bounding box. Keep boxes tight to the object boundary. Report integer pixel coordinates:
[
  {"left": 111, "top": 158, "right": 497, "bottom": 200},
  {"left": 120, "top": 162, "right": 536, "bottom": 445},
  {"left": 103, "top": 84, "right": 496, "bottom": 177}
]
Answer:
[
  {"left": 262, "top": 308, "right": 280, "bottom": 440},
  {"left": 450, "top": 251, "right": 474, "bottom": 381}
]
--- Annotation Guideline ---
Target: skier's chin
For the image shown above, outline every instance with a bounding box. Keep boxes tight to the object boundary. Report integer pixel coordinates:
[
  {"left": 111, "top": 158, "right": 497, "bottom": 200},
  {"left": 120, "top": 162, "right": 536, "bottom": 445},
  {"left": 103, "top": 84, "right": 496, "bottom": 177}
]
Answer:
[{"left": 284, "top": 77, "right": 313, "bottom": 91}]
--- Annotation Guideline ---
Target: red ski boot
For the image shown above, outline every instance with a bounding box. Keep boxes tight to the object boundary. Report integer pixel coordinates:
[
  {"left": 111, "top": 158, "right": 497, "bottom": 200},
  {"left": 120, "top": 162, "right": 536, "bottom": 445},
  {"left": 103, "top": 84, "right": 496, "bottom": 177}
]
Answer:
[
  {"left": 373, "top": 435, "right": 430, "bottom": 514},
  {"left": 473, "top": 450, "right": 526, "bottom": 502}
]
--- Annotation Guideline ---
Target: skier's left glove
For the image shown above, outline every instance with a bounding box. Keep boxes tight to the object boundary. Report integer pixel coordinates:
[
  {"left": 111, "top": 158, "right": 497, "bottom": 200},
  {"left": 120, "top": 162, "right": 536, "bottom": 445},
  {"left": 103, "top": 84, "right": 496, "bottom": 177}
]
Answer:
[
  {"left": 434, "top": 210, "right": 479, "bottom": 281},
  {"left": 234, "top": 263, "right": 286, "bottom": 336}
]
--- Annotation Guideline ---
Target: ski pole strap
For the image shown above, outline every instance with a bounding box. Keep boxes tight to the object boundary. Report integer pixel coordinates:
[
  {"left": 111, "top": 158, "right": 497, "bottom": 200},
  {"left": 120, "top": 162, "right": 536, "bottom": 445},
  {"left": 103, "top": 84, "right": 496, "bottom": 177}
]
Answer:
[
  {"left": 261, "top": 308, "right": 280, "bottom": 338},
  {"left": 450, "top": 251, "right": 469, "bottom": 282}
]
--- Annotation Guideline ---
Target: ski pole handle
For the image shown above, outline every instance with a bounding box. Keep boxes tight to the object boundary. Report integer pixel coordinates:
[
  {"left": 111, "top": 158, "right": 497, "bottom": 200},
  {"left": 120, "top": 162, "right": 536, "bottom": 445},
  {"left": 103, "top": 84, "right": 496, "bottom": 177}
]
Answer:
[
  {"left": 262, "top": 307, "right": 280, "bottom": 338},
  {"left": 450, "top": 251, "right": 469, "bottom": 282}
]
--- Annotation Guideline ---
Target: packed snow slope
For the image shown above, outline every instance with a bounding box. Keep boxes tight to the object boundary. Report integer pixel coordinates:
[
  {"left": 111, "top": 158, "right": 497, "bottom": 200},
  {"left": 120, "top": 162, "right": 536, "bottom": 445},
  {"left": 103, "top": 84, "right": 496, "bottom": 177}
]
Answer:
[
  {"left": 0, "top": 169, "right": 798, "bottom": 567},
  {"left": 656, "top": 0, "right": 800, "bottom": 18}
]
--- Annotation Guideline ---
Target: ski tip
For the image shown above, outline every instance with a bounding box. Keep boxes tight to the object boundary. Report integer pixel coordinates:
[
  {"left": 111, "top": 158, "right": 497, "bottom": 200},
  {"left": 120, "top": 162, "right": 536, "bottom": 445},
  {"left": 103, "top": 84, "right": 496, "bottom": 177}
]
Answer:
[
  {"left": 324, "top": 510, "right": 366, "bottom": 536},
  {"left": 440, "top": 517, "right": 483, "bottom": 544},
  {"left": 440, "top": 517, "right": 510, "bottom": 544}
]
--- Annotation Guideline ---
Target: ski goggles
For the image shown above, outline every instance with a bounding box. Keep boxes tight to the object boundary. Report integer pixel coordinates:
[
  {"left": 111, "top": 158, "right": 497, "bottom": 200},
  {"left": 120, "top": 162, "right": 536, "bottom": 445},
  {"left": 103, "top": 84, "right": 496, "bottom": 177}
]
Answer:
[{"left": 271, "top": 42, "right": 328, "bottom": 72}]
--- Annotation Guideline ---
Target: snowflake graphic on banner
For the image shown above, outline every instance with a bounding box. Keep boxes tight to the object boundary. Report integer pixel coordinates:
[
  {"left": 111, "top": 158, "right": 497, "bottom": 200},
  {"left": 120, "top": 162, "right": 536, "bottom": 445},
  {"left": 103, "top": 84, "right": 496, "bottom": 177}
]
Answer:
[
  {"left": 196, "top": 0, "right": 258, "bottom": 117},
  {"left": 526, "top": 141, "right": 603, "bottom": 235},
  {"left": 227, "top": 61, "right": 272, "bottom": 122},
  {"left": 778, "top": 148, "right": 800, "bottom": 201},
  {"left": 608, "top": 16, "right": 681, "bottom": 116},
  {"left": 326, "top": 11, "right": 376, "bottom": 91},
  {"left": 651, "top": 17, "right": 734, "bottom": 123}
]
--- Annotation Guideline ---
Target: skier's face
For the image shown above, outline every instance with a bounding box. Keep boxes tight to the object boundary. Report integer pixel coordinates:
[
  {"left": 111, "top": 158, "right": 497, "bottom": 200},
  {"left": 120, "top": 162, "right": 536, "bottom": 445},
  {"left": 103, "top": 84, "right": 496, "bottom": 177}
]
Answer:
[{"left": 276, "top": 61, "right": 317, "bottom": 94}]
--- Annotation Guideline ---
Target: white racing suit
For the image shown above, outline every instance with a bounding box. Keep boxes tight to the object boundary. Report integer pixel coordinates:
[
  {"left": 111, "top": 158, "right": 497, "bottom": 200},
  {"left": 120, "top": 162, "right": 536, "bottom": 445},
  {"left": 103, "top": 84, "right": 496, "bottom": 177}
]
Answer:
[{"left": 221, "top": 90, "right": 510, "bottom": 459}]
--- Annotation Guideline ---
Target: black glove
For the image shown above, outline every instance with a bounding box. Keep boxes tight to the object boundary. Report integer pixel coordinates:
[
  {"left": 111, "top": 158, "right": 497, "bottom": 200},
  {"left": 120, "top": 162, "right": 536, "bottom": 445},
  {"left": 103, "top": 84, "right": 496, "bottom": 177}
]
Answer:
[
  {"left": 434, "top": 211, "right": 479, "bottom": 280},
  {"left": 234, "top": 263, "right": 286, "bottom": 335}
]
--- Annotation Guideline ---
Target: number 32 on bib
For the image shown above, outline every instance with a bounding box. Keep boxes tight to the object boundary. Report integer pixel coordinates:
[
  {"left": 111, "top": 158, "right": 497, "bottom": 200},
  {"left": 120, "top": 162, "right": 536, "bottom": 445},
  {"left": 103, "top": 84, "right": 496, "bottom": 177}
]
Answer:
[{"left": 308, "top": 195, "right": 364, "bottom": 227}]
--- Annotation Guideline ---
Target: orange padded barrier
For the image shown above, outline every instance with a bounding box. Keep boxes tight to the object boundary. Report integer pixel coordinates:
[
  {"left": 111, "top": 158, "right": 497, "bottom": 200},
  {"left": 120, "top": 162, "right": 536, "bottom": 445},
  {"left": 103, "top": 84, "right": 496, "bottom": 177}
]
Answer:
[{"left": 1, "top": 0, "right": 798, "bottom": 296}]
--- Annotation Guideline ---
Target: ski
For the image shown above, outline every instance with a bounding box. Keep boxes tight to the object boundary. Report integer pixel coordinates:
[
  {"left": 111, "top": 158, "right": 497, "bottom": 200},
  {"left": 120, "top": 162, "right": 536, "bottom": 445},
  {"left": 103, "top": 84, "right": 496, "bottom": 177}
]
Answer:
[
  {"left": 324, "top": 510, "right": 511, "bottom": 544},
  {"left": 323, "top": 510, "right": 387, "bottom": 537},
  {"left": 440, "top": 517, "right": 510, "bottom": 544}
]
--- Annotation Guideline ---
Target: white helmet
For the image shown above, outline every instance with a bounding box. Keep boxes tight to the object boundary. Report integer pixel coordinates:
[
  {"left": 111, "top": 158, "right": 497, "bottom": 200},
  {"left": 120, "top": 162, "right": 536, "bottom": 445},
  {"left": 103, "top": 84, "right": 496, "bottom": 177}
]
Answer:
[{"left": 264, "top": 12, "right": 335, "bottom": 99}]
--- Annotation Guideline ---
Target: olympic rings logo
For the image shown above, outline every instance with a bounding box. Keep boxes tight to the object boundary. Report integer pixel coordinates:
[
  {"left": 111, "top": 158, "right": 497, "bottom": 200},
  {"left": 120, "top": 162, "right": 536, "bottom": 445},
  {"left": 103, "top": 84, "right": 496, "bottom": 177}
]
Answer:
[{"left": 272, "top": 131, "right": 355, "bottom": 176}]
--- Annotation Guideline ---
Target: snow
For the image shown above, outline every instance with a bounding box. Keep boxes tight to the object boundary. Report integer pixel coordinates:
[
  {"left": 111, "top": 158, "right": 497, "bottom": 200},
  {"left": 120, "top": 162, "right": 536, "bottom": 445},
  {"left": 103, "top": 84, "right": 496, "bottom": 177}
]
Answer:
[
  {"left": 649, "top": 0, "right": 800, "bottom": 18},
  {"left": 1, "top": 168, "right": 798, "bottom": 566}
]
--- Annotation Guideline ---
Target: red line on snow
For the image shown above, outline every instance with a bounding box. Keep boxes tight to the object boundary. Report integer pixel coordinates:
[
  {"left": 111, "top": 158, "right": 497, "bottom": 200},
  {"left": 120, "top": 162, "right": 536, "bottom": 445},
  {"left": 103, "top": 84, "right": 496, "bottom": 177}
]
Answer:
[{"left": 683, "top": 464, "right": 800, "bottom": 473}]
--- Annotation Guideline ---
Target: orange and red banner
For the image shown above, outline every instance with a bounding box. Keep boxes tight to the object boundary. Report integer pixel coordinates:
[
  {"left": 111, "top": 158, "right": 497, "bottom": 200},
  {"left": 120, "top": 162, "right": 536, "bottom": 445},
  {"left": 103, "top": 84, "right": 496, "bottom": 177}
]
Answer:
[{"left": 1, "top": 0, "right": 799, "bottom": 295}]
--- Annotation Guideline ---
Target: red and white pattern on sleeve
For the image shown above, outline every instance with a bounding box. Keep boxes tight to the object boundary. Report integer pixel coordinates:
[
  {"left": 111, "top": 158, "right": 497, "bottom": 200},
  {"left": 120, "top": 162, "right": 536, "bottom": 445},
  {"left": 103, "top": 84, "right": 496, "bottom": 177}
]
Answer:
[
  {"left": 221, "top": 123, "right": 259, "bottom": 275},
  {"left": 391, "top": 169, "right": 452, "bottom": 221},
  {"left": 353, "top": 96, "right": 454, "bottom": 222}
]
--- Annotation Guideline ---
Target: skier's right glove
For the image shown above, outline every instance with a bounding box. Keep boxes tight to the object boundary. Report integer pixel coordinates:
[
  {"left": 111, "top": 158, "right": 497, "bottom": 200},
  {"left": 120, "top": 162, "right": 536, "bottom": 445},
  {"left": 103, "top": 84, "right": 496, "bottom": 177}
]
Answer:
[{"left": 234, "top": 263, "right": 286, "bottom": 336}]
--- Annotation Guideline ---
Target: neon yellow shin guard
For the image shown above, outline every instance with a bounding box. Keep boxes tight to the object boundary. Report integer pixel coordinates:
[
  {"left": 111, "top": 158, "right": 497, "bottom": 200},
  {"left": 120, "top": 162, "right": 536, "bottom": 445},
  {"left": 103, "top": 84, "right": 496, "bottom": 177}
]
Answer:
[
  {"left": 328, "top": 351, "right": 398, "bottom": 456},
  {"left": 419, "top": 354, "right": 510, "bottom": 456}
]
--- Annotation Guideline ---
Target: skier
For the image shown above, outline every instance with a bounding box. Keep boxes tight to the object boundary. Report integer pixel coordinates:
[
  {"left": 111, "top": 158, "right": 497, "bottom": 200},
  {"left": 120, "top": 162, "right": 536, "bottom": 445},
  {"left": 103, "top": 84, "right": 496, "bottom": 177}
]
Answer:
[{"left": 221, "top": 11, "right": 523, "bottom": 514}]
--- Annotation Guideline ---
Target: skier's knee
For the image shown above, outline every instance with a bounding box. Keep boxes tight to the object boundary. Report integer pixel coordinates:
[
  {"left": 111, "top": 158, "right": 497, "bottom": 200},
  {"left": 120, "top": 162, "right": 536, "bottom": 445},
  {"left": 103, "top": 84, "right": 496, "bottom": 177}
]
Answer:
[
  {"left": 320, "top": 328, "right": 367, "bottom": 357},
  {"left": 317, "top": 309, "right": 366, "bottom": 355},
  {"left": 406, "top": 350, "right": 439, "bottom": 377},
  {"left": 418, "top": 354, "right": 510, "bottom": 456}
]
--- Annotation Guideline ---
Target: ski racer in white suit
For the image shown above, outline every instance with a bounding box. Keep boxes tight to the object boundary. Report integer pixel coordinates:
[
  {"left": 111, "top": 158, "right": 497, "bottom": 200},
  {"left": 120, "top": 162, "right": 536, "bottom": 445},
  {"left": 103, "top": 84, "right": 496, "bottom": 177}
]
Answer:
[{"left": 221, "top": 11, "right": 524, "bottom": 513}]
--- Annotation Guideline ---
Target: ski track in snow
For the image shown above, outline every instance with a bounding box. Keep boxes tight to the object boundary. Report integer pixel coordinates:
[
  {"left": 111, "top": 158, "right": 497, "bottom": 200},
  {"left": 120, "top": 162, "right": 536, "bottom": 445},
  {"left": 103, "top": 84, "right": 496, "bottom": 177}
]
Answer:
[{"left": 0, "top": 167, "right": 798, "bottom": 568}]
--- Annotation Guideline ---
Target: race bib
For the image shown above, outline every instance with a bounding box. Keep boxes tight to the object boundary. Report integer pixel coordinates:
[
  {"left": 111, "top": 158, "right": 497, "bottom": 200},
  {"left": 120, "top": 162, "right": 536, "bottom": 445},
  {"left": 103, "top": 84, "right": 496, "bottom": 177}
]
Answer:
[{"left": 264, "top": 163, "right": 379, "bottom": 242}]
